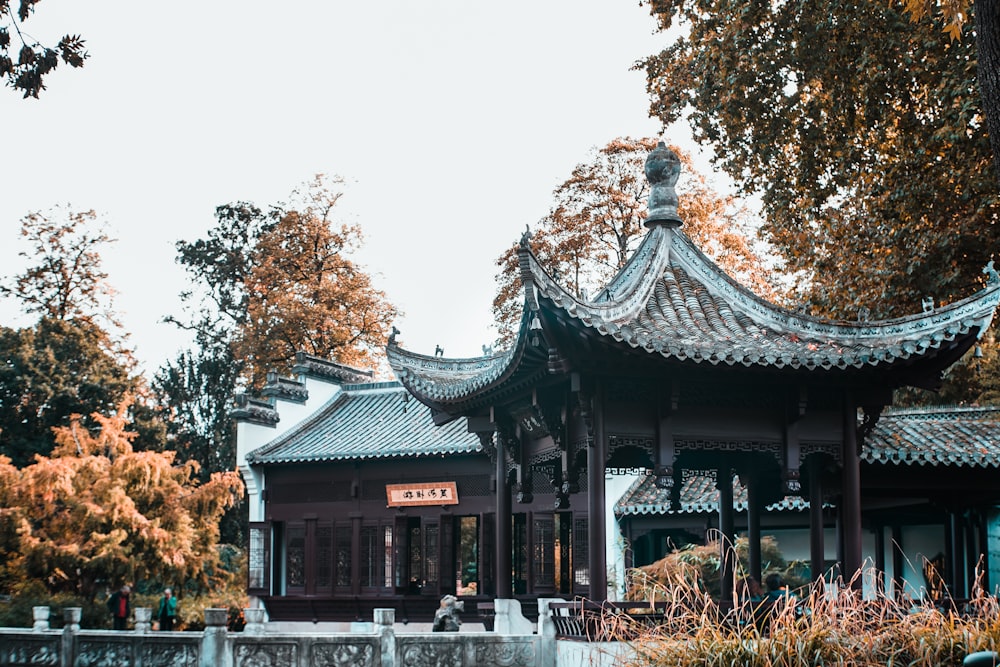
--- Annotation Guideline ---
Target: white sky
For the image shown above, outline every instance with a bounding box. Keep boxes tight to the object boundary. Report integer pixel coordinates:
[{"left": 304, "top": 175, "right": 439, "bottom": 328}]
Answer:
[{"left": 0, "top": 1, "right": 714, "bottom": 374}]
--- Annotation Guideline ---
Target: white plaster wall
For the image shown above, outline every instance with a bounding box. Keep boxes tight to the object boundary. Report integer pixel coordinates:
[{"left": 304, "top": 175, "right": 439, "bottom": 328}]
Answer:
[{"left": 605, "top": 474, "right": 641, "bottom": 600}]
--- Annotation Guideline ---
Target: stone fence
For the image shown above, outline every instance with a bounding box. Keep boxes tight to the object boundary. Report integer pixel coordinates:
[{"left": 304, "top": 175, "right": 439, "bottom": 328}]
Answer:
[{"left": 0, "top": 599, "right": 595, "bottom": 667}]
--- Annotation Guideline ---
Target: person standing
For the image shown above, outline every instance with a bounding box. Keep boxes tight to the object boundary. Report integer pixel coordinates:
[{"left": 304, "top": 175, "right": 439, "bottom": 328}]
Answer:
[
  {"left": 156, "top": 588, "right": 177, "bottom": 631},
  {"left": 106, "top": 585, "right": 131, "bottom": 630}
]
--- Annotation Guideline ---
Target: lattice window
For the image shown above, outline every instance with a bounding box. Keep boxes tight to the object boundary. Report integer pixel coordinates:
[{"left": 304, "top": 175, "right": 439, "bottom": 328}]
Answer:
[
  {"left": 533, "top": 515, "right": 555, "bottom": 589},
  {"left": 315, "top": 523, "right": 333, "bottom": 591},
  {"left": 248, "top": 523, "right": 269, "bottom": 593},
  {"left": 335, "top": 525, "right": 352, "bottom": 590},
  {"left": 360, "top": 525, "right": 380, "bottom": 588},
  {"left": 424, "top": 523, "right": 439, "bottom": 589},
  {"left": 286, "top": 524, "right": 306, "bottom": 590},
  {"left": 573, "top": 517, "right": 590, "bottom": 589}
]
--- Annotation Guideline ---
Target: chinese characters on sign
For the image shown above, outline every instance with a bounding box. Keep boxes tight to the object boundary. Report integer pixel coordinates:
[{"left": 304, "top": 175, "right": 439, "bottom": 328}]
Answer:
[{"left": 386, "top": 481, "right": 460, "bottom": 507}]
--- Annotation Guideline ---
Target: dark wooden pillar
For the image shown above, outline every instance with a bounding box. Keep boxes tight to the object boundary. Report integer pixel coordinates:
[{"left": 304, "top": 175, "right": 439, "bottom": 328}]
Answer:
[
  {"left": 948, "top": 511, "right": 963, "bottom": 599},
  {"left": 965, "top": 512, "right": 978, "bottom": 596},
  {"left": 873, "top": 525, "right": 886, "bottom": 595},
  {"left": 717, "top": 465, "right": 735, "bottom": 597},
  {"left": 808, "top": 456, "right": 825, "bottom": 583},
  {"left": 979, "top": 510, "right": 990, "bottom": 595},
  {"left": 588, "top": 384, "right": 608, "bottom": 600},
  {"left": 351, "top": 513, "right": 362, "bottom": 596},
  {"left": 746, "top": 470, "right": 762, "bottom": 584},
  {"left": 841, "top": 395, "right": 862, "bottom": 588},
  {"left": 891, "top": 525, "right": 904, "bottom": 600},
  {"left": 496, "top": 434, "right": 512, "bottom": 599}
]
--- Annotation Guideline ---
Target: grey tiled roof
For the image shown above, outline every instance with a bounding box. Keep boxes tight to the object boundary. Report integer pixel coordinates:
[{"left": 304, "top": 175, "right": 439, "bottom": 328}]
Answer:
[
  {"left": 246, "top": 382, "right": 481, "bottom": 465},
  {"left": 390, "top": 224, "right": 1000, "bottom": 405},
  {"left": 864, "top": 405, "right": 1000, "bottom": 468},
  {"left": 615, "top": 474, "right": 811, "bottom": 517},
  {"left": 616, "top": 406, "right": 1000, "bottom": 516}
]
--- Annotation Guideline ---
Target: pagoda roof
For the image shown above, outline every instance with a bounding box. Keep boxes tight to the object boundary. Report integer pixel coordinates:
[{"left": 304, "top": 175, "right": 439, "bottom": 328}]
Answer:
[
  {"left": 389, "top": 220, "right": 1000, "bottom": 410},
  {"left": 863, "top": 405, "right": 1000, "bottom": 468},
  {"left": 246, "top": 381, "right": 481, "bottom": 465},
  {"left": 616, "top": 405, "right": 1000, "bottom": 516},
  {"left": 615, "top": 473, "right": 812, "bottom": 517}
]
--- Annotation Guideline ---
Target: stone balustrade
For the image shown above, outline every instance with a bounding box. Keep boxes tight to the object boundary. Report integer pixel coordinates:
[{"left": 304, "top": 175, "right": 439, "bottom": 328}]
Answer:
[{"left": 0, "top": 604, "right": 561, "bottom": 667}]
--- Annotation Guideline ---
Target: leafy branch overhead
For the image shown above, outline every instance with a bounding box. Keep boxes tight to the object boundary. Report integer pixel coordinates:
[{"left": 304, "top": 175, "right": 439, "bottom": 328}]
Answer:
[
  {"left": 639, "top": 0, "right": 999, "bottom": 321},
  {"left": 0, "top": 0, "right": 87, "bottom": 98}
]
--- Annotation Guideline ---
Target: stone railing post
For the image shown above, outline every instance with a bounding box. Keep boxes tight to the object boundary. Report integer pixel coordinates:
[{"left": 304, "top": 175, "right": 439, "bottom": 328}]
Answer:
[
  {"left": 32, "top": 605, "right": 50, "bottom": 632},
  {"left": 374, "top": 608, "right": 395, "bottom": 667},
  {"left": 61, "top": 608, "right": 81, "bottom": 667},
  {"left": 537, "top": 599, "right": 562, "bottom": 667},
  {"left": 134, "top": 607, "right": 152, "bottom": 634},
  {"left": 243, "top": 607, "right": 266, "bottom": 635},
  {"left": 200, "top": 608, "right": 230, "bottom": 667}
]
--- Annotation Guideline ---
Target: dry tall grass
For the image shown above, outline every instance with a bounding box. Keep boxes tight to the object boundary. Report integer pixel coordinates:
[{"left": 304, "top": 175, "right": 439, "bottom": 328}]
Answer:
[{"left": 609, "top": 567, "right": 1000, "bottom": 666}]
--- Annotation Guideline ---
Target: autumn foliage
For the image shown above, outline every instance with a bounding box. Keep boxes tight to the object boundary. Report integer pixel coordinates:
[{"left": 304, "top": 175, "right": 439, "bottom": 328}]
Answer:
[
  {"left": 493, "top": 137, "right": 773, "bottom": 344},
  {"left": 0, "top": 399, "right": 244, "bottom": 600}
]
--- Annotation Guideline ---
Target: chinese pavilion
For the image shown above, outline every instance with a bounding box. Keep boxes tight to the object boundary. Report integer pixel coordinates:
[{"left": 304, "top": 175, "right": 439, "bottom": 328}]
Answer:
[{"left": 386, "top": 141, "right": 1000, "bottom": 602}]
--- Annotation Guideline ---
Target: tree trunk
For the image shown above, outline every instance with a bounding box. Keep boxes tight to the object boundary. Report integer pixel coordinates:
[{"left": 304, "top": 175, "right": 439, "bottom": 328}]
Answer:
[{"left": 976, "top": 0, "right": 1000, "bottom": 186}]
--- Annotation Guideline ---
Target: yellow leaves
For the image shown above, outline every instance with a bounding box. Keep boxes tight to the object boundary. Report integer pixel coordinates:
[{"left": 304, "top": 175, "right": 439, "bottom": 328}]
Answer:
[
  {"left": 1, "top": 396, "right": 245, "bottom": 595},
  {"left": 897, "top": 0, "right": 965, "bottom": 40}
]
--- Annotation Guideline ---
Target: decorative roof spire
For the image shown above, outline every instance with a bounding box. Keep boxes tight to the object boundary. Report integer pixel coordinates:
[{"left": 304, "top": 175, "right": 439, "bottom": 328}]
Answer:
[{"left": 644, "top": 141, "right": 682, "bottom": 227}]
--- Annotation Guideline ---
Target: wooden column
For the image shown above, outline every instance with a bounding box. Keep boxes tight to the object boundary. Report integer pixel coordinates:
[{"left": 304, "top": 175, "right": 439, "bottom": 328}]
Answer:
[
  {"left": 891, "top": 525, "right": 904, "bottom": 601},
  {"left": 979, "top": 511, "right": 990, "bottom": 595},
  {"left": 717, "top": 464, "right": 735, "bottom": 598},
  {"left": 948, "top": 511, "right": 963, "bottom": 599},
  {"left": 965, "top": 512, "right": 978, "bottom": 597},
  {"left": 496, "top": 433, "right": 512, "bottom": 599},
  {"left": 808, "top": 456, "right": 826, "bottom": 583},
  {"left": 746, "top": 470, "right": 762, "bottom": 584},
  {"left": 841, "top": 395, "right": 862, "bottom": 589},
  {"left": 873, "top": 525, "right": 886, "bottom": 595},
  {"left": 588, "top": 385, "right": 608, "bottom": 600}
]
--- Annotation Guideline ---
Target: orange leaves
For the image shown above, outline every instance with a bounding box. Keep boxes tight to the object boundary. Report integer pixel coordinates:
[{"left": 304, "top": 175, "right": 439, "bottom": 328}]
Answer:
[{"left": 1, "top": 396, "right": 244, "bottom": 596}]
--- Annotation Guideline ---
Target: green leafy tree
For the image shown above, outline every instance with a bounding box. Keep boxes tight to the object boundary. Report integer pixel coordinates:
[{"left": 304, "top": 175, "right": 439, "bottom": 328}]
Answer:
[
  {"left": 898, "top": 0, "right": 999, "bottom": 185},
  {"left": 0, "top": 1, "right": 87, "bottom": 97},
  {"left": 493, "top": 137, "right": 773, "bottom": 344},
  {"left": 0, "top": 208, "right": 165, "bottom": 464},
  {"left": 1, "top": 207, "right": 118, "bottom": 326},
  {"left": 639, "top": 0, "right": 998, "bottom": 320},
  {"left": 158, "top": 177, "right": 398, "bottom": 542}
]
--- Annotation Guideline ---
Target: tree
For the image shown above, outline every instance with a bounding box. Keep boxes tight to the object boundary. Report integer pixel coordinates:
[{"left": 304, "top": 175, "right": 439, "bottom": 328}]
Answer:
[
  {"left": 0, "top": 0, "right": 86, "bottom": 97},
  {"left": 899, "top": 0, "right": 1000, "bottom": 185},
  {"left": 235, "top": 201, "right": 399, "bottom": 387},
  {"left": 639, "top": 0, "right": 998, "bottom": 320},
  {"left": 0, "top": 207, "right": 165, "bottom": 465},
  {"left": 493, "top": 137, "right": 773, "bottom": 344},
  {"left": 168, "top": 175, "right": 398, "bottom": 390},
  {"left": 1, "top": 207, "right": 119, "bottom": 327},
  {"left": 0, "top": 399, "right": 243, "bottom": 599},
  {"left": 0, "top": 318, "right": 138, "bottom": 467},
  {"left": 157, "top": 177, "right": 396, "bottom": 523}
]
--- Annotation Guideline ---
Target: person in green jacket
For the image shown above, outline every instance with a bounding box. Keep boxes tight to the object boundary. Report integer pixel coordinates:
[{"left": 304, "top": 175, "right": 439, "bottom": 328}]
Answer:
[{"left": 156, "top": 588, "right": 178, "bottom": 631}]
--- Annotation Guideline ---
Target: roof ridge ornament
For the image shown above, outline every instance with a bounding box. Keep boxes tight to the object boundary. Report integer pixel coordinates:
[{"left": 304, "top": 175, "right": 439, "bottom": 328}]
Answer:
[{"left": 644, "top": 141, "right": 683, "bottom": 228}]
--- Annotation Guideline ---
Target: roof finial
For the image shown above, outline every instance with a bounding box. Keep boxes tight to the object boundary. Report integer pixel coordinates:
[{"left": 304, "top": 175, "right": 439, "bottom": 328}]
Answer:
[{"left": 644, "top": 141, "right": 683, "bottom": 228}]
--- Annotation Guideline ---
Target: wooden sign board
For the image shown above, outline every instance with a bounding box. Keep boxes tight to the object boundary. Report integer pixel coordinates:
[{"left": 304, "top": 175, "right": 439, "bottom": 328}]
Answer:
[{"left": 386, "top": 481, "right": 459, "bottom": 507}]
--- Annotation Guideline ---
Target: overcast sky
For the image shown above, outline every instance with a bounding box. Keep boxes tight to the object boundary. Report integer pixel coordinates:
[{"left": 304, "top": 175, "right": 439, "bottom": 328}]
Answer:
[{"left": 0, "top": 1, "right": 716, "bottom": 374}]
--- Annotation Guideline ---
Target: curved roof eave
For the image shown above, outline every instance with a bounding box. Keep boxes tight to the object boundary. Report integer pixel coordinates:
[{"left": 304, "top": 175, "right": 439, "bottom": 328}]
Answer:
[{"left": 531, "top": 229, "right": 1000, "bottom": 373}]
